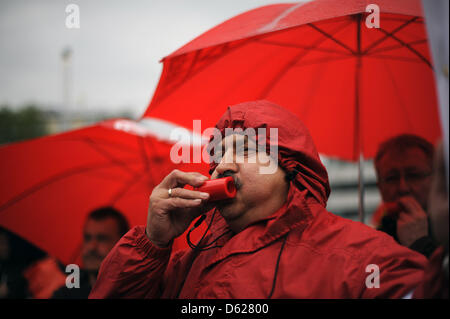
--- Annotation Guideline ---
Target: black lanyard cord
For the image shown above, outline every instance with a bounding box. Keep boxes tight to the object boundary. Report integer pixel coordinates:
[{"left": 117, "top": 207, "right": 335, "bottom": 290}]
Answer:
[
  {"left": 186, "top": 208, "right": 232, "bottom": 251},
  {"left": 268, "top": 234, "right": 288, "bottom": 299}
]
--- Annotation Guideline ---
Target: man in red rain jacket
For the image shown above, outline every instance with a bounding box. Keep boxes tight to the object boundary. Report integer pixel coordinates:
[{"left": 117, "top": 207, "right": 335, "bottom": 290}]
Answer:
[{"left": 90, "top": 100, "right": 426, "bottom": 299}]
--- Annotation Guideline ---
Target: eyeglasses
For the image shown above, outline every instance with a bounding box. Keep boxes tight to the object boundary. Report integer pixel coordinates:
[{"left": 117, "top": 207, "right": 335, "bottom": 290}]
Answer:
[{"left": 379, "top": 171, "right": 431, "bottom": 185}]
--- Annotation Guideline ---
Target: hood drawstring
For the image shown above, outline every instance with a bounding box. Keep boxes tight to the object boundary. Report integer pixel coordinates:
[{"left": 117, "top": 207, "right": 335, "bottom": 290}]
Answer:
[
  {"left": 186, "top": 208, "right": 232, "bottom": 251},
  {"left": 268, "top": 234, "right": 288, "bottom": 299},
  {"left": 186, "top": 209, "right": 289, "bottom": 298}
]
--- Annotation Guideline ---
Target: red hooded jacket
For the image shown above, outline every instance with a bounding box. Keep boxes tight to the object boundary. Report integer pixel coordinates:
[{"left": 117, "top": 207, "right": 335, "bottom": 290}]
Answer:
[{"left": 90, "top": 101, "right": 426, "bottom": 298}]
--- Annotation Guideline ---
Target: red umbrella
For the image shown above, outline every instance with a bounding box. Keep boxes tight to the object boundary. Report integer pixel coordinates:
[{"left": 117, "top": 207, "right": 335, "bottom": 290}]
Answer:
[
  {"left": 0, "top": 119, "right": 208, "bottom": 265},
  {"left": 143, "top": 0, "right": 441, "bottom": 161}
]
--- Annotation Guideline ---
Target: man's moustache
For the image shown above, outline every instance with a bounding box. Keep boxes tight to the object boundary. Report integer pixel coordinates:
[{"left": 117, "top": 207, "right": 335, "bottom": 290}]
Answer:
[{"left": 217, "top": 171, "right": 242, "bottom": 190}]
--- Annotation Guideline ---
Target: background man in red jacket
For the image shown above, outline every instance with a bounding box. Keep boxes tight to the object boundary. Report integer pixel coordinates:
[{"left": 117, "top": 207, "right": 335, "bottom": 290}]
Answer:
[
  {"left": 90, "top": 100, "right": 427, "bottom": 299},
  {"left": 52, "top": 207, "right": 129, "bottom": 298},
  {"left": 374, "top": 134, "right": 438, "bottom": 258}
]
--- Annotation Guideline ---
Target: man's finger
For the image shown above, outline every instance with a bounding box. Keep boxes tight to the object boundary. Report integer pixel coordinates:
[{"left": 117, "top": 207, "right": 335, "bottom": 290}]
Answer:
[
  {"left": 163, "top": 197, "right": 203, "bottom": 210},
  {"left": 398, "top": 196, "right": 426, "bottom": 217},
  {"left": 168, "top": 187, "right": 210, "bottom": 200},
  {"left": 161, "top": 170, "right": 209, "bottom": 189},
  {"left": 397, "top": 211, "right": 413, "bottom": 223}
]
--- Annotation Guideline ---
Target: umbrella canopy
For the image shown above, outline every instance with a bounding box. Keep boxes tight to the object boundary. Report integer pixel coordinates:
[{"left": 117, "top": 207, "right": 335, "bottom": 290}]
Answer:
[
  {"left": 0, "top": 119, "right": 208, "bottom": 265},
  {"left": 143, "top": 0, "right": 441, "bottom": 161}
]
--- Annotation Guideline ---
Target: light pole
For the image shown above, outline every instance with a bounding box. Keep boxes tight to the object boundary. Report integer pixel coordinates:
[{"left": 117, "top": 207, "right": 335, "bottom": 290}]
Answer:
[{"left": 61, "top": 46, "right": 72, "bottom": 131}]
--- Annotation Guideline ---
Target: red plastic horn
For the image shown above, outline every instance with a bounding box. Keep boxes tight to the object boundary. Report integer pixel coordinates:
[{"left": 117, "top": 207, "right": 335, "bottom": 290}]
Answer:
[
  {"left": 384, "top": 202, "right": 402, "bottom": 217},
  {"left": 194, "top": 176, "right": 237, "bottom": 202}
]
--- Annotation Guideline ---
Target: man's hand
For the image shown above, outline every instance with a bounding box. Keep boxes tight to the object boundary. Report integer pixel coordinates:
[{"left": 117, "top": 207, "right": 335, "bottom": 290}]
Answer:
[
  {"left": 146, "top": 170, "right": 211, "bottom": 248},
  {"left": 396, "top": 196, "right": 429, "bottom": 247}
]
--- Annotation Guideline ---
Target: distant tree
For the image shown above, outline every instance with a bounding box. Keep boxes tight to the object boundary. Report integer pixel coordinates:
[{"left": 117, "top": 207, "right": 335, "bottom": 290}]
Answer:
[
  {"left": 0, "top": 104, "right": 137, "bottom": 145},
  {"left": 0, "top": 105, "right": 48, "bottom": 145},
  {"left": 117, "top": 110, "right": 135, "bottom": 120},
  {"left": 0, "top": 107, "right": 16, "bottom": 144}
]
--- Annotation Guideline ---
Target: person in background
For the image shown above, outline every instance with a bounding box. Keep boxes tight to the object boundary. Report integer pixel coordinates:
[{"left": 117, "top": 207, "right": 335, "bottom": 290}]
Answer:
[
  {"left": 0, "top": 227, "right": 47, "bottom": 299},
  {"left": 414, "top": 142, "right": 449, "bottom": 298},
  {"left": 0, "top": 228, "right": 28, "bottom": 298},
  {"left": 52, "top": 207, "right": 129, "bottom": 299},
  {"left": 373, "top": 134, "right": 438, "bottom": 258},
  {"left": 23, "top": 256, "right": 66, "bottom": 299}
]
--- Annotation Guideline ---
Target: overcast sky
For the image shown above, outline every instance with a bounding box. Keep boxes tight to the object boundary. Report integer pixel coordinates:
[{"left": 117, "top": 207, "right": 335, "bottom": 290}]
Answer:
[{"left": 0, "top": 0, "right": 301, "bottom": 117}]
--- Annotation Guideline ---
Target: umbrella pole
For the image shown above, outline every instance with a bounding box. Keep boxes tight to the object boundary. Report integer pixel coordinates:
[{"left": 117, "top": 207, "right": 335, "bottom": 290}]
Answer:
[
  {"left": 358, "top": 153, "right": 365, "bottom": 224},
  {"left": 355, "top": 13, "right": 365, "bottom": 224}
]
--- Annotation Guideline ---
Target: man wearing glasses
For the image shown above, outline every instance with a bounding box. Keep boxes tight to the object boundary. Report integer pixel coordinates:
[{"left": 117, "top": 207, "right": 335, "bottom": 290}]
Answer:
[{"left": 374, "top": 134, "right": 438, "bottom": 258}]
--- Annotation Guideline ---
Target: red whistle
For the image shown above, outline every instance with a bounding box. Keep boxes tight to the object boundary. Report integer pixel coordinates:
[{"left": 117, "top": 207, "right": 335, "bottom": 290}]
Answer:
[
  {"left": 384, "top": 202, "right": 401, "bottom": 217},
  {"left": 194, "top": 176, "right": 237, "bottom": 202}
]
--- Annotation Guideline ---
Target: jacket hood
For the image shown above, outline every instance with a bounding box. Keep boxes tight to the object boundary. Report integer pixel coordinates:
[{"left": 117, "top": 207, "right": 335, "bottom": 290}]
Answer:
[{"left": 209, "top": 100, "right": 330, "bottom": 206}]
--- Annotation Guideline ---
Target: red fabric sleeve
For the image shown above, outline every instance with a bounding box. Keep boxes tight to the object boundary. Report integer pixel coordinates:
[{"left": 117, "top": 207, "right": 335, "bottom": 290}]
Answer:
[
  {"left": 358, "top": 236, "right": 427, "bottom": 298},
  {"left": 89, "top": 225, "right": 172, "bottom": 299}
]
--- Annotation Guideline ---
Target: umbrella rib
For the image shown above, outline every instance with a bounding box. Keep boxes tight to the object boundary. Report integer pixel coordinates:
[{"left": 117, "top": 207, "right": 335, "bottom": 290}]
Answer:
[
  {"left": 362, "top": 17, "right": 419, "bottom": 54},
  {"left": 180, "top": 49, "right": 202, "bottom": 85},
  {"left": 366, "top": 39, "right": 427, "bottom": 55},
  {"left": 192, "top": 41, "right": 231, "bottom": 64},
  {"left": 291, "top": 55, "right": 355, "bottom": 69},
  {"left": 0, "top": 160, "right": 141, "bottom": 214},
  {"left": 58, "top": 136, "right": 138, "bottom": 155},
  {"left": 83, "top": 134, "right": 155, "bottom": 205},
  {"left": 255, "top": 39, "right": 353, "bottom": 56},
  {"left": 377, "top": 16, "right": 422, "bottom": 23},
  {"left": 307, "top": 22, "right": 356, "bottom": 55},
  {"left": 375, "top": 27, "right": 432, "bottom": 68},
  {"left": 211, "top": 45, "right": 289, "bottom": 105},
  {"left": 140, "top": 136, "right": 161, "bottom": 187},
  {"left": 109, "top": 173, "right": 145, "bottom": 205},
  {"left": 364, "top": 54, "right": 429, "bottom": 64},
  {"left": 82, "top": 137, "right": 139, "bottom": 177},
  {"left": 151, "top": 39, "right": 258, "bottom": 106},
  {"left": 151, "top": 21, "right": 351, "bottom": 108},
  {"left": 136, "top": 135, "right": 160, "bottom": 190},
  {"left": 56, "top": 135, "right": 146, "bottom": 182},
  {"left": 379, "top": 57, "right": 415, "bottom": 131},
  {"left": 137, "top": 136, "right": 150, "bottom": 173},
  {"left": 259, "top": 20, "right": 354, "bottom": 99},
  {"left": 293, "top": 52, "right": 330, "bottom": 125}
]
